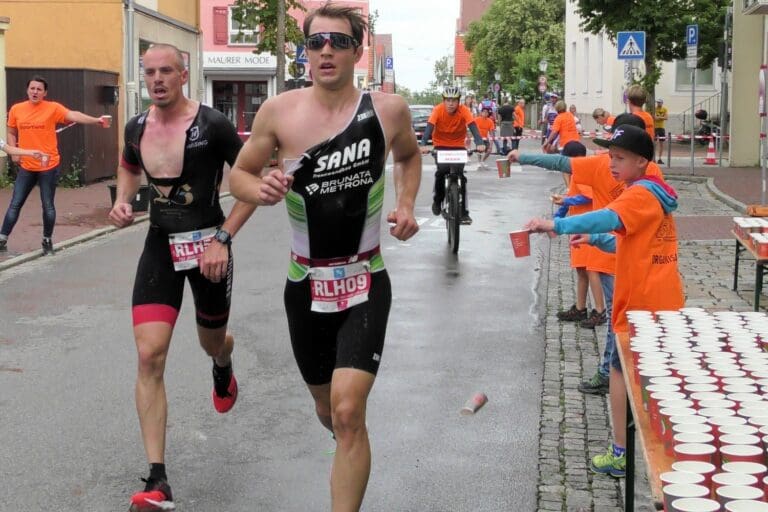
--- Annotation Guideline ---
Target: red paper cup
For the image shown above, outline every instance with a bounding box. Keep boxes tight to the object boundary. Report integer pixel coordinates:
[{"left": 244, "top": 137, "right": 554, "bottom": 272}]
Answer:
[
  {"left": 724, "top": 500, "right": 768, "bottom": 512},
  {"left": 496, "top": 158, "right": 510, "bottom": 178},
  {"left": 720, "top": 444, "right": 766, "bottom": 465},
  {"left": 722, "top": 461, "right": 767, "bottom": 484},
  {"left": 720, "top": 434, "right": 762, "bottom": 447},
  {"left": 661, "top": 471, "right": 706, "bottom": 487},
  {"left": 713, "top": 471, "right": 759, "bottom": 493},
  {"left": 672, "top": 461, "right": 717, "bottom": 491},
  {"left": 509, "top": 230, "right": 530, "bottom": 258},
  {"left": 719, "top": 424, "right": 759, "bottom": 437},
  {"left": 670, "top": 497, "right": 720, "bottom": 512},
  {"left": 674, "top": 432, "right": 715, "bottom": 450},
  {"left": 674, "top": 443, "right": 718, "bottom": 464},
  {"left": 716, "top": 485, "right": 764, "bottom": 507},
  {"left": 663, "top": 483, "right": 711, "bottom": 511}
]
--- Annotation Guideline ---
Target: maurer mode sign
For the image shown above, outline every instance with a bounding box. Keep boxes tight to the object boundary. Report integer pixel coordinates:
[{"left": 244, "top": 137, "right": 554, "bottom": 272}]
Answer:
[{"left": 204, "top": 52, "right": 276, "bottom": 69}]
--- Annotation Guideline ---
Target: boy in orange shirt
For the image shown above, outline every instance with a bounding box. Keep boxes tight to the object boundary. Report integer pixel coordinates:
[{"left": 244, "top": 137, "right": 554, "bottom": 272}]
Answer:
[
  {"left": 627, "top": 85, "right": 656, "bottom": 149},
  {"left": 524, "top": 124, "right": 684, "bottom": 477},
  {"left": 474, "top": 108, "right": 496, "bottom": 169}
]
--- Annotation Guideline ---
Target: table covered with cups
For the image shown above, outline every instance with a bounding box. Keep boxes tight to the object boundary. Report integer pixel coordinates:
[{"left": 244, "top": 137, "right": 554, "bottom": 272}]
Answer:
[
  {"left": 621, "top": 308, "right": 768, "bottom": 512},
  {"left": 731, "top": 219, "right": 768, "bottom": 311}
]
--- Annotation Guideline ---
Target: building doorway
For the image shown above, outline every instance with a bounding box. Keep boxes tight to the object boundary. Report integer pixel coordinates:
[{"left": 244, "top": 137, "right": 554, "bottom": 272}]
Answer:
[{"left": 212, "top": 80, "right": 268, "bottom": 139}]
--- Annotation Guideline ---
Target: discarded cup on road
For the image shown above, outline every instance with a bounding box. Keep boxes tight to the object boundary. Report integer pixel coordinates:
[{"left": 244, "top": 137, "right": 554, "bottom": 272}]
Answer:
[
  {"left": 460, "top": 392, "right": 488, "bottom": 415},
  {"left": 496, "top": 158, "right": 510, "bottom": 178},
  {"left": 509, "top": 230, "right": 530, "bottom": 258}
]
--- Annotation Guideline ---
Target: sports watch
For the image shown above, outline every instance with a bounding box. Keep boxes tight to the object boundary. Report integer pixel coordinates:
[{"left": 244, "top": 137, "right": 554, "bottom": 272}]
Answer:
[{"left": 213, "top": 228, "right": 232, "bottom": 245}]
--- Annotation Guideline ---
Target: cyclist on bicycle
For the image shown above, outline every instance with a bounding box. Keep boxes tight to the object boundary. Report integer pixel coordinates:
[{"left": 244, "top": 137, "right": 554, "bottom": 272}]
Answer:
[{"left": 420, "top": 85, "right": 486, "bottom": 225}]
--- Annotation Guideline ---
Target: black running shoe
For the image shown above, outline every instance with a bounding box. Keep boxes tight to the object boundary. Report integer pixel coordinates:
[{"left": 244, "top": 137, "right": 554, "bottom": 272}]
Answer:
[
  {"left": 0, "top": 239, "right": 6, "bottom": 252},
  {"left": 42, "top": 238, "right": 54, "bottom": 256},
  {"left": 129, "top": 477, "right": 175, "bottom": 511},
  {"left": 431, "top": 200, "right": 441, "bottom": 216},
  {"left": 461, "top": 212, "right": 472, "bottom": 225}
]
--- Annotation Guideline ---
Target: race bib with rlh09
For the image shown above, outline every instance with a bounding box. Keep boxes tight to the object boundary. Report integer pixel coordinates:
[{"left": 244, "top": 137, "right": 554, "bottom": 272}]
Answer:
[
  {"left": 309, "top": 261, "right": 371, "bottom": 313},
  {"left": 168, "top": 227, "right": 217, "bottom": 271},
  {"left": 436, "top": 150, "right": 468, "bottom": 164}
]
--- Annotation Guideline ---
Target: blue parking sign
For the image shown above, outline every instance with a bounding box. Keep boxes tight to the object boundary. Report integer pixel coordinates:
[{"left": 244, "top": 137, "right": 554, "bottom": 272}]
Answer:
[
  {"left": 385, "top": 56, "right": 393, "bottom": 69},
  {"left": 686, "top": 24, "right": 699, "bottom": 46}
]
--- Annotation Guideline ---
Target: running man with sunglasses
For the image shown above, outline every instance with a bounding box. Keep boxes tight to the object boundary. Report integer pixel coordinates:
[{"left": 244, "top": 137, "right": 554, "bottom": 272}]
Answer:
[
  {"left": 420, "top": 86, "right": 485, "bottom": 224},
  {"left": 229, "top": 4, "right": 421, "bottom": 511},
  {"left": 109, "top": 43, "right": 257, "bottom": 511}
]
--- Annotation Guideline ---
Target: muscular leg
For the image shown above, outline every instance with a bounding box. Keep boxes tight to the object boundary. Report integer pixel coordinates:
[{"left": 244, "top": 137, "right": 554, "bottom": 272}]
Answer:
[
  {"left": 329, "top": 368, "right": 375, "bottom": 512},
  {"left": 134, "top": 321, "right": 174, "bottom": 464},
  {"left": 308, "top": 382, "right": 333, "bottom": 433},
  {"left": 198, "top": 326, "right": 233, "bottom": 367}
]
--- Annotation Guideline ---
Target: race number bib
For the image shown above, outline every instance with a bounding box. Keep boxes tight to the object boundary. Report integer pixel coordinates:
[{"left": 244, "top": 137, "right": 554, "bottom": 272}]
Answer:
[
  {"left": 309, "top": 261, "right": 371, "bottom": 313},
  {"left": 168, "top": 227, "right": 217, "bottom": 271}
]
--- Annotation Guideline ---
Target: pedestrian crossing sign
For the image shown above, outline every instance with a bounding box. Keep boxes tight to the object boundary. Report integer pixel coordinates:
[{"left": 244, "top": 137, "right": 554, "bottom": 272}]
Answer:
[{"left": 617, "top": 31, "right": 645, "bottom": 60}]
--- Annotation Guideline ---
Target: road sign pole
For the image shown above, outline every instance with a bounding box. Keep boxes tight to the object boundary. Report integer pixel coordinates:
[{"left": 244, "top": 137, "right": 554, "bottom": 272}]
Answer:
[{"left": 691, "top": 69, "right": 696, "bottom": 175}]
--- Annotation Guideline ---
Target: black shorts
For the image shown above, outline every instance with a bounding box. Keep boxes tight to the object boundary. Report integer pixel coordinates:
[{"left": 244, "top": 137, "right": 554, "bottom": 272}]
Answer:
[
  {"left": 131, "top": 226, "right": 232, "bottom": 329},
  {"left": 284, "top": 270, "right": 392, "bottom": 385},
  {"left": 655, "top": 128, "right": 666, "bottom": 139}
]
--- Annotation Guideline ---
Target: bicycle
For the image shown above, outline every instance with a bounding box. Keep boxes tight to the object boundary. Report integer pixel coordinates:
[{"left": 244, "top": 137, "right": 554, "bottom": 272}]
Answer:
[{"left": 432, "top": 149, "right": 474, "bottom": 254}]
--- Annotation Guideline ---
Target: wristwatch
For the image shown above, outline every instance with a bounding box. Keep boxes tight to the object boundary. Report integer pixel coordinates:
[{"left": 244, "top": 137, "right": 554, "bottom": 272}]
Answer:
[{"left": 213, "top": 228, "right": 232, "bottom": 245}]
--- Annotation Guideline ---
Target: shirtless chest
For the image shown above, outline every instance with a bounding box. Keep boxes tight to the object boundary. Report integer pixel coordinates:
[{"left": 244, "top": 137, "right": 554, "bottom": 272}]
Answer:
[{"left": 139, "top": 117, "right": 193, "bottom": 179}]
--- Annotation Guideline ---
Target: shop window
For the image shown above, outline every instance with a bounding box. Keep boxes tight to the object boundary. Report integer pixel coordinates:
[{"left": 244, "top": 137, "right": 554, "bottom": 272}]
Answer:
[{"left": 229, "top": 6, "right": 260, "bottom": 46}]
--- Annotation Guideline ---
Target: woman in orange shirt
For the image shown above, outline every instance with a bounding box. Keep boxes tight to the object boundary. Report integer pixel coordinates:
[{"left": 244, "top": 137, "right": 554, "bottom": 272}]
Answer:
[
  {"left": 525, "top": 124, "right": 684, "bottom": 478},
  {"left": 473, "top": 108, "right": 496, "bottom": 169},
  {"left": 544, "top": 100, "right": 580, "bottom": 154}
]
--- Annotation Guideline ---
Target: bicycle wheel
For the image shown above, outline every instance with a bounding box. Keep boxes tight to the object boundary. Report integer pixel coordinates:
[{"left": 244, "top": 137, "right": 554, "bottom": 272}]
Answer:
[{"left": 447, "top": 180, "right": 461, "bottom": 253}]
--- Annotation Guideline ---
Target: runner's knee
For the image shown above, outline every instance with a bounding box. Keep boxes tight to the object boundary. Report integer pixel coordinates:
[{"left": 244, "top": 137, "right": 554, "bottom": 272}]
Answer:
[{"left": 331, "top": 398, "right": 366, "bottom": 435}]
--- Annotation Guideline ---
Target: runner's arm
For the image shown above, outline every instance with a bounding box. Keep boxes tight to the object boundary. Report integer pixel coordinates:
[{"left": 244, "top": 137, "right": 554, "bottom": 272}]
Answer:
[
  {"left": 216, "top": 116, "right": 257, "bottom": 238},
  {"left": 108, "top": 165, "right": 142, "bottom": 228},
  {"left": 229, "top": 98, "right": 292, "bottom": 206}
]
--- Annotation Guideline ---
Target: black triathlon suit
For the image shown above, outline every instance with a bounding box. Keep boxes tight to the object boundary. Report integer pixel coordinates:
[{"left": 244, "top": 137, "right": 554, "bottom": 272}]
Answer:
[
  {"left": 284, "top": 92, "right": 392, "bottom": 385},
  {"left": 121, "top": 105, "right": 243, "bottom": 329}
]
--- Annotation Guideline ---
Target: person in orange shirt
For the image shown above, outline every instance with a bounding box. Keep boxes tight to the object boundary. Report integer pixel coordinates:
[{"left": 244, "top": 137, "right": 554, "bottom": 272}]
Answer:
[
  {"left": 592, "top": 108, "right": 615, "bottom": 132},
  {"left": 544, "top": 100, "right": 580, "bottom": 154},
  {"left": 508, "top": 113, "right": 664, "bottom": 397},
  {"left": 420, "top": 85, "right": 486, "bottom": 224},
  {"left": 627, "top": 84, "right": 656, "bottom": 150},
  {"left": 512, "top": 98, "right": 525, "bottom": 151},
  {"left": 524, "top": 123, "right": 684, "bottom": 478},
  {"left": 474, "top": 108, "right": 496, "bottom": 169},
  {"left": 0, "top": 75, "right": 111, "bottom": 255}
]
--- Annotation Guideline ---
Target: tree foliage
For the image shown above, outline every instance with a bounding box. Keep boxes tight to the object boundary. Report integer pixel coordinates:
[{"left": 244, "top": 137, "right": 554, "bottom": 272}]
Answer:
[
  {"left": 463, "top": 0, "right": 565, "bottom": 101},
  {"left": 231, "top": 0, "right": 306, "bottom": 57},
  {"left": 430, "top": 56, "right": 455, "bottom": 89},
  {"left": 576, "top": 0, "right": 730, "bottom": 102}
]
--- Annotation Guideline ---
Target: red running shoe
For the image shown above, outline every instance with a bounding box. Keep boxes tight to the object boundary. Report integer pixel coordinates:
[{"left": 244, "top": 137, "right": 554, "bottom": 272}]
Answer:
[
  {"left": 129, "top": 477, "right": 175, "bottom": 511},
  {"left": 212, "top": 363, "right": 238, "bottom": 413}
]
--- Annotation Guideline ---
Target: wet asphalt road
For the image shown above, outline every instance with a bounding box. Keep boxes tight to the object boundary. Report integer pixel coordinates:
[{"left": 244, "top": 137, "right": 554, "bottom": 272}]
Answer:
[{"left": 0, "top": 149, "right": 561, "bottom": 511}]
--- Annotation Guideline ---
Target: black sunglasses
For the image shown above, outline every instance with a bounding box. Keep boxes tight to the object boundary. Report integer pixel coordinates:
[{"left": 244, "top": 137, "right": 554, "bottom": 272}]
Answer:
[{"left": 305, "top": 32, "right": 359, "bottom": 51}]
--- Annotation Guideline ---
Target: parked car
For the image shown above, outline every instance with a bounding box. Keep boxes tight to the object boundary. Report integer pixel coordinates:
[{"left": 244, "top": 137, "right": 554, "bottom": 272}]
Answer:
[{"left": 409, "top": 104, "right": 434, "bottom": 142}]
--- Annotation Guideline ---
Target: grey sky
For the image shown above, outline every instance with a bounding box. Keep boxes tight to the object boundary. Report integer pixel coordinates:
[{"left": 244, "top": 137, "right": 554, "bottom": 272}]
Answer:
[{"left": 370, "top": 0, "right": 460, "bottom": 92}]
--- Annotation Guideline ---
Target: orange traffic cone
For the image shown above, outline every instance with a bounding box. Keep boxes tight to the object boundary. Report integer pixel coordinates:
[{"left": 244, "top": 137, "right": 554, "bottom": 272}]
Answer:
[{"left": 704, "top": 136, "right": 717, "bottom": 165}]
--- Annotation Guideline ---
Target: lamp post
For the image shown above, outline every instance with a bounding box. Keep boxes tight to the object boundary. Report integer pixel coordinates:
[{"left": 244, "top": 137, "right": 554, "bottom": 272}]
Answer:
[{"left": 538, "top": 59, "right": 548, "bottom": 134}]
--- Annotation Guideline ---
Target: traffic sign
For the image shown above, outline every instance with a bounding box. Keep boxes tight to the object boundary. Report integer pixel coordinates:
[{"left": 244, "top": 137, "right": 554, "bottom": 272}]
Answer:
[
  {"left": 686, "top": 24, "right": 699, "bottom": 46},
  {"left": 385, "top": 56, "right": 393, "bottom": 69},
  {"left": 617, "top": 31, "right": 645, "bottom": 60},
  {"left": 296, "top": 44, "right": 308, "bottom": 64}
]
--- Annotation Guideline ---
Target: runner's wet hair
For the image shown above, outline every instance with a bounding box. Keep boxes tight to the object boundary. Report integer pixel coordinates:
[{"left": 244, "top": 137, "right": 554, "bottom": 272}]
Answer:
[
  {"left": 27, "top": 75, "right": 48, "bottom": 90},
  {"left": 303, "top": 2, "right": 368, "bottom": 47},
  {"left": 145, "top": 43, "right": 186, "bottom": 72}
]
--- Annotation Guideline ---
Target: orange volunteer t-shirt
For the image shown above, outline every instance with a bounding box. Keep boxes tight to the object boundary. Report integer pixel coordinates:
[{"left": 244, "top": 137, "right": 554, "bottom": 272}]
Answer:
[
  {"left": 514, "top": 105, "right": 525, "bottom": 129},
  {"left": 633, "top": 110, "right": 656, "bottom": 142},
  {"left": 606, "top": 185, "right": 684, "bottom": 334},
  {"left": 567, "top": 182, "right": 593, "bottom": 269},
  {"left": 428, "top": 103, "right": 475, "bottom": 148},
  {"left": 474, "top": 116, "right": 495, "bottom": 139},
  {"left": 551, "top": 112, "right": 580, "bottom": 148},
  {"left": 568, "top": 154, "right": 665, "bottom": 275},
  {"left": 8, "top": 100, "right": 69, "bottom": 171}
]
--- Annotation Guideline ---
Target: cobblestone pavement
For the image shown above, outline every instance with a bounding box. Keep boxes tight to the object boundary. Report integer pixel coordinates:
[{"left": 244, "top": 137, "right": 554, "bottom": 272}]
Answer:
[{"left": 535, "top": 176, "right": 758, "bottom": 511}]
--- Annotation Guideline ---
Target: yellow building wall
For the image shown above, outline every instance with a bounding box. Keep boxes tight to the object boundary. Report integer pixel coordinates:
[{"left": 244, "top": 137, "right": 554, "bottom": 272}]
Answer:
[
  {"left": 157, "top": 0, "right": 198, "bottom": 29},
  {"left": 0, "top": 0, "right": 124, "bottom": 73}
]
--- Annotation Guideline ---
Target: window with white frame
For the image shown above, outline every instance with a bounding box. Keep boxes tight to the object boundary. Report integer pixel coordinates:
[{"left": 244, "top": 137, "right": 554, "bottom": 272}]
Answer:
[
  {"left": 596, "top": 36, "right": 603, "bottom": 94},
  {"left": 583, "top": 38, "right": 590, "bottom": 94},
  {"left": 570, "top": 41, "right": 577, "bottom": 96},
  {"left": 675, "top": 60, "right": 714, "bottom": 88},
  {"left": 229, "top": 7, "right": 260, "bottom": 45}
]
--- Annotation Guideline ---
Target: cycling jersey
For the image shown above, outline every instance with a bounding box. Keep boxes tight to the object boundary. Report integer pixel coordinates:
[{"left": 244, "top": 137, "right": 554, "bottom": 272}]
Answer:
[
  {"left": 122, "top": 105, "right": 243, "bottom": 233},
  {"left": 427, "top": 103, "right": 475, "bottom": 147}
]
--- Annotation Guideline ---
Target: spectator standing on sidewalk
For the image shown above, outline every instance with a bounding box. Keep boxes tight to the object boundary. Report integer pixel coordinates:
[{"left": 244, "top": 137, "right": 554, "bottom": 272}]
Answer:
[
  {"left": 524, "top": 124, "right": 684, "bottom": 478},
  {"left": 497, "top": 99, "right": 515, "bottom": 155},
  {"left": 540, "top": 93, "right": 559, "bottom": 144},
  {"left": 0, "top": 75, "right": 111, "bottom": 255},
  {"left": 512, "top": 98, "right": 525, "bottom": 150},
  {"left": 543, "top": 100, "right": 579, "bottom": 154},
  {"left": 654, "top": 99, "right": 668, "bottom": 164},
  {"left": 626, "top": 84, "right": 656, "bottom": 148},
  {"left": 474, "top": 108, "right": 496, "bottom": 168},
  {"left": 570, "top": 104, "right": 583, "bottom": 134}
]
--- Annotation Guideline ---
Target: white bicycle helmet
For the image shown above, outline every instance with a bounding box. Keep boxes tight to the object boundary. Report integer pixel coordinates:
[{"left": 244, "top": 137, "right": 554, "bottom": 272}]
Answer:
[{"left": 442, "top": 85, "right": 462, "bottom": 99}]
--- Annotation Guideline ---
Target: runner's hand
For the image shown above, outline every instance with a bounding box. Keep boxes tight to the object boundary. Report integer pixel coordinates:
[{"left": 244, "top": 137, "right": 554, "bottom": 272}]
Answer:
[
  {"left": 200, "top": 241, "right": 229, "bottom": 283},
  {"left": 109, "top": 202, "right": 134, "bottom": 228},
  {"left": 570, "top": 234, "right": 589, "bottom": 247},
  {"left": 524, "top": 217, "right": 555, "bottom": 234},
  {"left": 387, "top": 208, "right": 418, "bottom": 241},
  {"left": 257, "top": 169, "right": 293, "bottom": 205}
]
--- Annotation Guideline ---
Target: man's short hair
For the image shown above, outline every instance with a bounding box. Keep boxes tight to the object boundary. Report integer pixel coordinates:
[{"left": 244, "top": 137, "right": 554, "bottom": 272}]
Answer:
[
  {"left": 27, "top": 75, "right": 48, "bottom": 91},
  {"left": 627, "top": 84, "right": 647, "bottom": 107},
  {"left": 145, "top": 43, "right": 186, "bottom": 71},
  {"left": 303, "top": 2, "right": 367, "bottom": 47}
]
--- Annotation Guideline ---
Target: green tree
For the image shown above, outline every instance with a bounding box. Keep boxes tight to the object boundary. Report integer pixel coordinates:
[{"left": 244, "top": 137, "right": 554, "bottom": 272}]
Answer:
[
  {"left": 231, "top": 0, "right": 306, "bottom": 93},
  {"left": 576, "top": 0, "right": 730, "bottom": 104},
  {"left": 463, "top": 0, "right": 565, "bottom": 101},
  {"left": 430, "top": 56, "right": 454, "bottom": 89}
]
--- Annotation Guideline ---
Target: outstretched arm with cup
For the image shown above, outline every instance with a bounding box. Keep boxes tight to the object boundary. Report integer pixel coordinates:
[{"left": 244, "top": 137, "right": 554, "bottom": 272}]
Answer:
[
  {"left": 0, "top": 139, "right": 47, "bottom": 160},
  {"left": 526, "top": 208, "right": 622, "bottom": 251},
  {"left": 65, "top": 110, "right": 112, "bottom": 128}
]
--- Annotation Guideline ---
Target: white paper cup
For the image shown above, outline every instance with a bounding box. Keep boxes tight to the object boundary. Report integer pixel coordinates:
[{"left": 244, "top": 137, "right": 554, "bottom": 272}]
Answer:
[
  {"left": 684, "top": 383, "right": 720, "bottom": 395},
  {"left": 672, "top": 461, "right": 717, "bottom": 490},
  {"left": 719, "top": 425, "right": 760, "bottom": 437},
  {"left": 720, "top": 434, "right": 763, "bottom": 447},
  {"left": 722, "top": 461, "right": 767, "bottom": 483},
  {"left": 661, "top": 470, "right": 707, "bottom": 487},
  {"left": 716, "top": 485, "right": 765, "bottom": 507},
  {"left": 670, "top": 497, "right": 721, "bottom": 512},
  {"left": 720, "top": 444, "right": 766, "bottom": 465},
  {"left": 713, "top": 471, "right": 759, "bottom": 491},
  {"left": 674, "top": 443, "right": 718, "bottom": 464},
  {"left": 724, "top": 385, "right": 760, "bottom": 395},
  {"left": 673, "top": 423, "right": 714, "bottom": 436},
  {"left": 674, "top": 432, "right": 715, "bottom": 447},
  {"left": 699, "top": 399, "right": 736, "bottom": 411},
  {"left": 725, "top": 501, "right": 768, "bottom": 512}
]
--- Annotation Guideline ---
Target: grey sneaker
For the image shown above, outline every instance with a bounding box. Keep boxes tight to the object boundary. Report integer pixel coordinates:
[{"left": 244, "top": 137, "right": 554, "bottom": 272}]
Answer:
[{"left": 578, "top": 371, "right": 609, "bottom": 395}]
